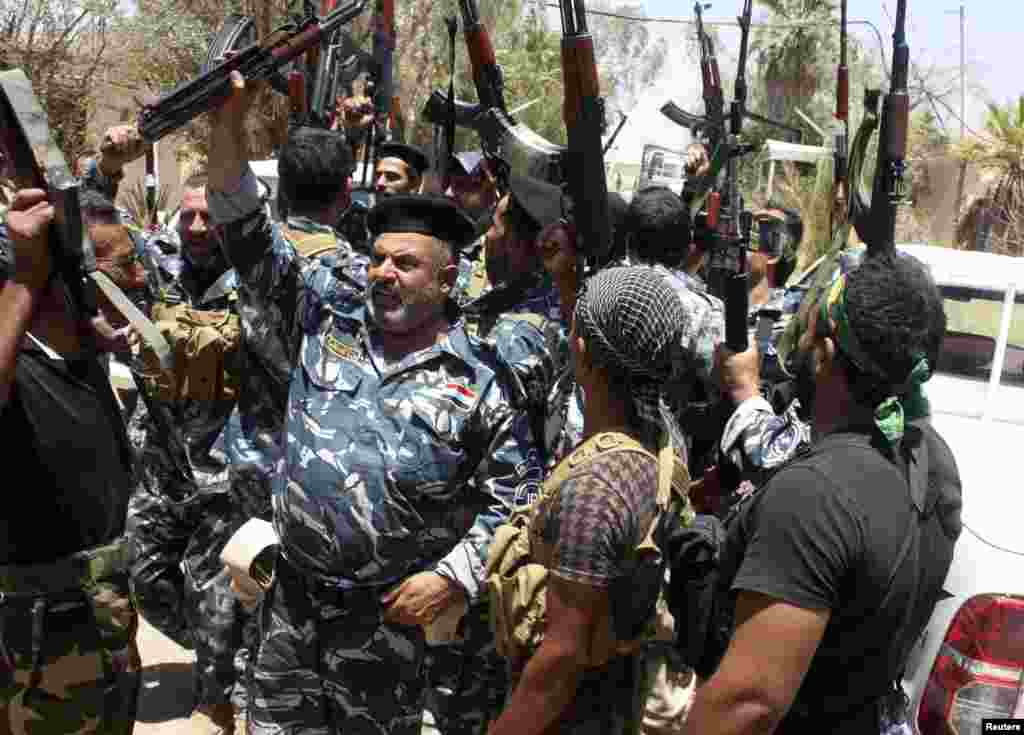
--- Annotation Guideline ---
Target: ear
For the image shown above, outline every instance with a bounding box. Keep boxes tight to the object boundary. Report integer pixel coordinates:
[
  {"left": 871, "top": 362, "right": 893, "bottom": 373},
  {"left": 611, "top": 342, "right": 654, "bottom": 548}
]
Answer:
[
  {"left": 438, "top": 257, "right": 459, "bottom": 295},
  {"left": 574, "top": 333, "right": 593, "bottom": 373},
  {"left": 818, "top": 335, "right": 838, "bottom": 379}
]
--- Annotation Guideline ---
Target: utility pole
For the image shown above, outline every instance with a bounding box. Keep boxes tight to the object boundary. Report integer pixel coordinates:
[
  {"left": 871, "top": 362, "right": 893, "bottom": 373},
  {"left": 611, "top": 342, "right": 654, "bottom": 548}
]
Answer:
[{"left": 952, "top": 3, "right": 968, "bottom": 233}]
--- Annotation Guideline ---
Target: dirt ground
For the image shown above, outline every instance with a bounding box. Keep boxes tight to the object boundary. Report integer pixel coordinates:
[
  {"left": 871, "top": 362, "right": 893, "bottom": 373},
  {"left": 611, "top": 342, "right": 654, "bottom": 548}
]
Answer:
[{"left": 134, "top": 617, "right": 199, "bottom": 734}]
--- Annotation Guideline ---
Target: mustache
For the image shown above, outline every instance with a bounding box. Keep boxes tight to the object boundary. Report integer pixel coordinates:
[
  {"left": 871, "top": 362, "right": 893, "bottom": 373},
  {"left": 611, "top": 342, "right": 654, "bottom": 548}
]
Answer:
[{"left": 368, "top": 280, "right": 402, "bottom": 302}]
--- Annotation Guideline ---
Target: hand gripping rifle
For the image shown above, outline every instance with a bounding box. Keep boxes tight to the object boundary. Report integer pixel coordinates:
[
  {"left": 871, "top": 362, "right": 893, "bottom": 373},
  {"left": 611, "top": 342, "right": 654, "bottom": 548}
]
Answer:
[
  {"left": 135, "top": 0, "right": 370, "bottom": 144},
  {"left": 560, "top": 0, "right": 611, "bottom": 270},
  {"left": 0, "top": 70, "right": 171, "bottom": 366}
]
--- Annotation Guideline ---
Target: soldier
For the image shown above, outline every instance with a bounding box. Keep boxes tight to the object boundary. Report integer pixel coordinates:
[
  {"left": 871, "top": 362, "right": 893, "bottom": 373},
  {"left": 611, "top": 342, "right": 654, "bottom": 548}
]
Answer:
[
  {"left": 207, "top": 70, "right": 539, "bottom": 735},
  {"left": 423, "top": 174, "right": 567, "bottom": 735},
  {"left": 692, "top": 252, "right": 960, "bottom": 735},
  {"left": 446, "top": 151, "right": 498, "bottom": 225},
  {"left": 91, "top": 126, "right": 246, "bottom": 733},
  {"left": 375, "top": 141, "right": 430, "bottom": 196},
  {"left": 488, "top": 266, "right": 697, "bottom": 735},
  {"left": 0, "top": 189, "right": 141, "bottom": 734},
  {"left": 208, "top": 125, "right": 370, "bottom": 728}
]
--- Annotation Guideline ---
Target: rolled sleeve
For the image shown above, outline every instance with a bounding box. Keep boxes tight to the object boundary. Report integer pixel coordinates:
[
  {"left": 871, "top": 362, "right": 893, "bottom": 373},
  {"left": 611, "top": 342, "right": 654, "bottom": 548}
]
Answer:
[{"left": 721, "top": 395, "right": 810, "bottom": 474}]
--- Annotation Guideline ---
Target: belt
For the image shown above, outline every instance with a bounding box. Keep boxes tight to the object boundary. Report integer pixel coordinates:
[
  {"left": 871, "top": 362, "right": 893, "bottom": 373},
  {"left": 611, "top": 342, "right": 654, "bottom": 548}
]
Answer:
[{"left": 0, "top": 538, "right": 131, "bottom": 599}]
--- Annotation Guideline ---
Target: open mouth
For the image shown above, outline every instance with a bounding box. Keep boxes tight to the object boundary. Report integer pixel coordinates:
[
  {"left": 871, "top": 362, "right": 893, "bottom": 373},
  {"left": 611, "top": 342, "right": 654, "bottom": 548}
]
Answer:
[{"left": 373, "top": 290, "right": 401, "bottom": 308}]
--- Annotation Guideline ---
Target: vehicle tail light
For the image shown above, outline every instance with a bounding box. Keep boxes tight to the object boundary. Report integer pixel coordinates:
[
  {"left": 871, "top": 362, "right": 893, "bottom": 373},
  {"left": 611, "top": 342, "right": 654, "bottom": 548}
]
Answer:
[{"left": 918, "top": 594, "right": 1024, "bottom": 734}]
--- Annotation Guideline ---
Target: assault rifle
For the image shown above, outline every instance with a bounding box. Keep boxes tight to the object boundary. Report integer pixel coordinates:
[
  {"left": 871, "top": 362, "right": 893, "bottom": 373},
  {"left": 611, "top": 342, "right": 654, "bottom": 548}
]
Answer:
[
  {"left": 661, "top": 2, "right": 802, "bottom": 147},
  {"left": 852, "top": 0, "right": 910, "bottom": 256},
  {"left": 696, "top": 1, "right": 724, "bottom": 150},
  {"left": 135, "top": 0, "right": 370, "bottom": 143},
  {"left": 831, "top": 0, "right": 850, "bottom": 236},
  {"left": 560, "top": 0, "right": 611, "bottom": 269},
  {"left": 422, "top": 0, "right": 566, "bottom": 185},
  {"left": 308, "top": 15, "right": 374, "bottom": 129},
  {"left": 0, "top": 70, "right": 171, "bottom": 365},
  {"left": 0, "top": 70, "right": 97, "bottom": 327},
  {"left": 685, "top": 0, "right": 755, "bottom": 352}
]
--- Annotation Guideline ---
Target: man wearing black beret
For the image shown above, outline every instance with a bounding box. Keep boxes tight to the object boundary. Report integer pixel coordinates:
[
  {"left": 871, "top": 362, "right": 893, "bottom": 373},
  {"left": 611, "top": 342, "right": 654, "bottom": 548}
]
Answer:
[
  {"left": 205, "top": 70, "right": 539, "bottom": 735},
  {"left": 375, "top": 141, "right": 430, "bottom": 196}
]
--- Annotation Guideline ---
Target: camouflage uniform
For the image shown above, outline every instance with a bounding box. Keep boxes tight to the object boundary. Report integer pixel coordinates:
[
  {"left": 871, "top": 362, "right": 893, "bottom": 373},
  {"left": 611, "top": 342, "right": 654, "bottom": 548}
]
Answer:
[
  {"left": 0, "top": 566, "right": 140, "bottom": 735},
  {"left": 124, "top": 260, "right": 242, "bottom": 711},
  {"left": 423, "top": 259, "right": 560, "bottom": 735},
  {"left": 209, "top": 168, "right": 539, "bottom": 735},
  {"left": 207, "top": 218, "right": 368, "bottom": 715}
]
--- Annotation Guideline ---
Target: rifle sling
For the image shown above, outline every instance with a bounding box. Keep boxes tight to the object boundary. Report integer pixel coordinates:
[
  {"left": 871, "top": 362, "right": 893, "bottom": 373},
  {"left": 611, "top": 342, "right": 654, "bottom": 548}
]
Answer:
[{"left": 91, "top": 270, "right": 173, "bottom": 370}]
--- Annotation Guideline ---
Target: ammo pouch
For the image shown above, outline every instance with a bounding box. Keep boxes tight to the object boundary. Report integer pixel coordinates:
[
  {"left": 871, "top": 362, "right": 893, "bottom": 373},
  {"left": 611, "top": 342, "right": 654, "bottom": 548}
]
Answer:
[
  {"left": 486, "top": 431, "right": 691, "bottom": 668},
  {"left": 138, "top": 301, "right": 241, "bottom": 404}
]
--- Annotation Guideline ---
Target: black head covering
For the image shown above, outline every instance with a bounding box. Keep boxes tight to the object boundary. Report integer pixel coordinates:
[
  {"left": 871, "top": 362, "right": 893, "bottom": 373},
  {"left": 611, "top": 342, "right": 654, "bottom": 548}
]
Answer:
[
  {"left": 375, "top": 142, "right": 430, "bottom": 176},
  {"left": 507, "top": 174, "right": 565, "bottom": 232},
  {"left": 367, "top": 194, "right": 478, "bottom": 250}
]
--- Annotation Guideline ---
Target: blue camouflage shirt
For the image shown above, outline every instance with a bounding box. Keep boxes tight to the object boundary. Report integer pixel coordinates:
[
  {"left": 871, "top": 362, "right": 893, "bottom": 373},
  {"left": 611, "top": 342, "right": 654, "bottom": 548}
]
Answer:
[{"left": 209, "top": 168, "right": 538, "bottom": 600}]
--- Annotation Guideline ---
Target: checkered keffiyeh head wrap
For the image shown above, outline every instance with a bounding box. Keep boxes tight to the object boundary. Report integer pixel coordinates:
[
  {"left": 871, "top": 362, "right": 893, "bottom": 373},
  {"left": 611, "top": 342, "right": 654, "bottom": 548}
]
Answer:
[{"left": 574, "top": 266, "right": 690, "bottom": 448}]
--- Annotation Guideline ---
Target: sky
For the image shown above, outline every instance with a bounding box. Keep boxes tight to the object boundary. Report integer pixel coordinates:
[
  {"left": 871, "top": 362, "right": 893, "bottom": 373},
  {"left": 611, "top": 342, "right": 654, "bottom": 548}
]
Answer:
[{"left": 637, "top": 0, "right": 1016, "bottom": 137}]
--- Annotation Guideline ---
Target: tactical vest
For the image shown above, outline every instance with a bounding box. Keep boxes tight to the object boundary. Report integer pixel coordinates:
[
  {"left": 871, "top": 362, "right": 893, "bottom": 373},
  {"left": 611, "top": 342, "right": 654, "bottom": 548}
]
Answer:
[
  {"left": 486, "top": 430, "right": 691, "bottom": 667},
  {"left": 138, "top": 301, "right": 242, "bottom": 404}
]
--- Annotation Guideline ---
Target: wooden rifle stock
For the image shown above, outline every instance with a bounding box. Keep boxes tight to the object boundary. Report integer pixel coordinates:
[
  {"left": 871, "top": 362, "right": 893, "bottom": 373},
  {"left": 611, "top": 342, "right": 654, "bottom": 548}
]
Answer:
[
  {"left": 459, "top": 0, "right": 505, "bottom": 113},
  {"left": 560, "top": 0, "right": 611, "bottom": 267}
]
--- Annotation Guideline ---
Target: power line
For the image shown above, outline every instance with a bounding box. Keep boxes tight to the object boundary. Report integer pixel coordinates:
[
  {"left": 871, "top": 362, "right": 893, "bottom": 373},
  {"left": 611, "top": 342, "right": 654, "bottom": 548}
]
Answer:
[{"left": 539, "top": 3, "right": 888, "bottom": 68}]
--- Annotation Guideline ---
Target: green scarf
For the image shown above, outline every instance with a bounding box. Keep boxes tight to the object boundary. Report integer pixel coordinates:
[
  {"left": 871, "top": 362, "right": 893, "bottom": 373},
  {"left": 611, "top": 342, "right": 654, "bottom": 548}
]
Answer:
[{"left": 820, "top": 275, "right": 932, "bottom": 445}]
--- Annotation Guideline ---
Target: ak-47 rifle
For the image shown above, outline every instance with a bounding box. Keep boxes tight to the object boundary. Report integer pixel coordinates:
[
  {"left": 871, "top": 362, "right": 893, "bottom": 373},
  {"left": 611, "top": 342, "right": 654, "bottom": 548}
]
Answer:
[
  {"left": 135, "top": 0, "right": 370, "bottom": 143},
  {"left": 0, "top": 70, "right": 97, "bottom": 328},
  {"left": 683, "top": 0, "right": 754, "bottom": 352},
  {"left": 720, "top": 0, "right": 754, "bottom": 351},
  {"left": 661, "top": 2, "right": 802, "bottom": 146},
  {"left": 423, "top": 0, "right": 566, "bottom": 186},
  {"left": 0, "top": 70, "right": 171, "bottom": 366},
  {"left": 696, "top": 1, "right": 725, "bottom": 150},
  {"left": 830, "top": 0, "right": 850, "bottom": 235},
  {"left": 853, "top": 0, "right": 910, "bottom": 256},
  {"left": 560, "top": 0, "right": 611, "bottom": 270}
]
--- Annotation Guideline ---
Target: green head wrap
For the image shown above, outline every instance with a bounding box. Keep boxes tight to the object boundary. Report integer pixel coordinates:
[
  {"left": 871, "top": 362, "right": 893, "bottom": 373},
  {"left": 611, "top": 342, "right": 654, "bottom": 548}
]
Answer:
[{"left": 818, "top": 274, "right": 932, "bottom": 445}]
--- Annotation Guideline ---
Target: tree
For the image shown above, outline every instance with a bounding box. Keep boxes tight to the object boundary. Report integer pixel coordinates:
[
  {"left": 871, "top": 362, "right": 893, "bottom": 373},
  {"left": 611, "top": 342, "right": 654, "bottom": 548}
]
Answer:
[
  {"left": 0, "top": 0, "right": 122, "bottom": 167},
  {"left": 954, "top": 96, "right": 1024, "bottom": 255}
]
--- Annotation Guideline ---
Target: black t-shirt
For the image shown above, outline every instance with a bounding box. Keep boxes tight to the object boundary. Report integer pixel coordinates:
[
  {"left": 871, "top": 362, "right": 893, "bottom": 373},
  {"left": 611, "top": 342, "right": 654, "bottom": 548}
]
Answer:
[
  {"left": 720, "top": 425, "right": 960, "bottom": 733},
  {"left": 0, "top": 347, "right": 133, "bottom": 565}
]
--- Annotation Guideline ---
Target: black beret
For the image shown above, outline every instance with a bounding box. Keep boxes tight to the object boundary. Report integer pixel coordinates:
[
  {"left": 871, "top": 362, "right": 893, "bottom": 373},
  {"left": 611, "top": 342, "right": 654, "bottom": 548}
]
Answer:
[
  {"left": 367, "top": 194, "right": 478, "bottom": 249},
  {"left": 375, "top": 142, "right": 429, "bottom": 175},
  {"left": 507, "top": 174, "right": 565, "bottom": 232}
]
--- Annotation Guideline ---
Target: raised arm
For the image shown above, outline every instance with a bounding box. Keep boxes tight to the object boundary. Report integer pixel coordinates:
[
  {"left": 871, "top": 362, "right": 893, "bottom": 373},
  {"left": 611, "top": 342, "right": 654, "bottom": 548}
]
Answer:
[{"left": 0, "top": 190, "right": 54, "bottom": 409}]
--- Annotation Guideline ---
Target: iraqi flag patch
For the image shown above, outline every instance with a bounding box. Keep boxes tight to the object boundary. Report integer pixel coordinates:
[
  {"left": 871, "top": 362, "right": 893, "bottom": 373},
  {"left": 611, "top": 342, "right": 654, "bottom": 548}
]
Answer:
[{"left": 439, "top": 382, "right": 477, "bottom": 410}]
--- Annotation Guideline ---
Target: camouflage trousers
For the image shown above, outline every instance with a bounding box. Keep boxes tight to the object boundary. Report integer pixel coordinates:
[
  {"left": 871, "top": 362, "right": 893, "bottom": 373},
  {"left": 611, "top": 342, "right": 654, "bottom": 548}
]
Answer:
[
  {"left": 126, "top": 484, "right": 256, "bottom": 709},
  {"left": 0, "top": 573, "right": 141, "bottom": 734},
  {"left": 247, "top": 554, "right": 426, "bottom": 735},
  {"left": 421, "top": 603, "right": 508, "bottom": 735}
]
